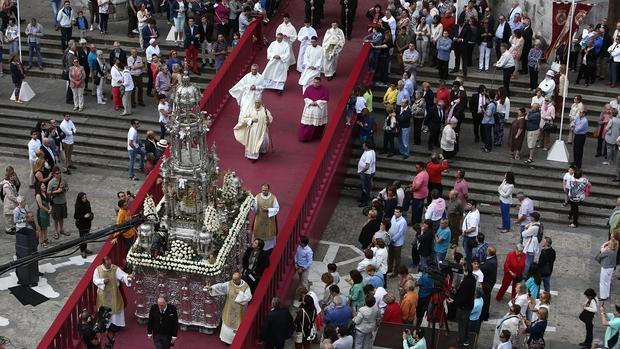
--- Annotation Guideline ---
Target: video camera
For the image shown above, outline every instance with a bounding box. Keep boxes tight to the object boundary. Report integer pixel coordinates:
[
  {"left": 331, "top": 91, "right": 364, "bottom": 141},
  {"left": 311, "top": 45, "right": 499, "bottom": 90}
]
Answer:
[{"left": 94, "top": 306, "right": 112, "bottom": 334}]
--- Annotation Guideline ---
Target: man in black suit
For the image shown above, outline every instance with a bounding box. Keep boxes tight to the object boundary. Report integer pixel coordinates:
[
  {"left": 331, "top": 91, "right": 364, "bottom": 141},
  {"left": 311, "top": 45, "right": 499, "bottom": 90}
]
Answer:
[
  {"left": 184, "top": 17, "right": 202, "bottom": 75},
  {"left": 147, "top": 296, "right": 179, "bottom": 349},
  {"left": 468, "top": 85, "right": 488, "bottom": 143},
  {"left": 260, "top": 297, "right": 294, "bottom": 349},
  {"left": 199, "top": 14, "right": 214, "bottom": 67},
  {"left": 242, "top": 238, "right": 270, "bottom": 293},
  {"left": 450, "top": 19, "right": 471, "bottom": 77},
  {"left": 40, "top": 137, "right": 57, "bottom": 170},
  {"left": 108, "top": 41, "right": 127, "bottom": 67},
  {"left": 493, "top": 15, "right": 511, "bottom": 61},
  {"left": 519, "top": 17, "right": 533, "bottom": 74},
  {"left": 142, "top": 19, "right": 160, "bottom": 50},
  {"left": 479, "top": 246, "right": 497, "bottom": 322},
  {"left": 426, "top": 100, "right": 445, "bottom": 151}
]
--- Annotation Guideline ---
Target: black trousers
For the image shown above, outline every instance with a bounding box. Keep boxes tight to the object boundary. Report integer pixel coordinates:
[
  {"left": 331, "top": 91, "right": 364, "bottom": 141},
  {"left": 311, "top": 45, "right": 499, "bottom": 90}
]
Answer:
[
  {"left": 502, "top": 66, "right": 515, "bottom": 96},
  {"left": 413, "top": 118, "right": 424, "bottom": 145},
  {"left": 573, "top": 133, "right": 586, "bottom": 168},
  {"left": 472, "top": 113, "right": 483, "bottom": 141},
  {"left": 528, "top": 66, "right": 539, "bottom": 90},
  {"left": 127, "top": 6, "right": 137, "bottom": 34},
  {"left": 341, "top": 7, "right": 355, "bottom": 39},
  {"left": 576, "top": 64, "right": 596, "bottom": 84},
  {"left": 520, "top": 48, "right": 531, "bottom": 72},
  {"left": 415, "top": 296, "right": 430, "bottom": 327},
  {"left": 465, "top": 42, "right": 474, "bottom": 67},
  {"left": 153, "top": 334, "right": 172, "bottom": 349},
  {"left": 99, "top": 13, "right": 109, "bottom": 33},
  {"left": 438, "top": 59, "right": 449, "bottom": 80},
  {"left": 428, "top": 124, "right": 441, "bottom": 149},
  {"left": 569, "top": 200, "right": 581, "bottom": 226},
  {"left": 78, "top": 228, "right": 89, "bottom": 253},
  {"left": 60, "top": 27, "right": 72, "bottom": 51},
  {"left": 453, "top": 43, "right": 463, "bottom": 71},
  {"left": 383, "top": 131, "right": 395, "bottom": 154}
]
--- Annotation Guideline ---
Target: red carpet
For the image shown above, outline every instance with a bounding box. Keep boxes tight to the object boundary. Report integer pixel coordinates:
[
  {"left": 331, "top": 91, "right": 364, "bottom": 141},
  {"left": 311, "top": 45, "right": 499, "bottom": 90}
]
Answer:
[{"left": 113, "top": 1, "right": 372, "bottom": 347}]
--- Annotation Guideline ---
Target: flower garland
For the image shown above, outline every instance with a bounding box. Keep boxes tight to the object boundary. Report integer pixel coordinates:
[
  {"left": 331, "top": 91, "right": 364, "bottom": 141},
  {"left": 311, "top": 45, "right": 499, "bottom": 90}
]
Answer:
[{"left": 127, "top": 194, "right": 253, "bottom": 276}]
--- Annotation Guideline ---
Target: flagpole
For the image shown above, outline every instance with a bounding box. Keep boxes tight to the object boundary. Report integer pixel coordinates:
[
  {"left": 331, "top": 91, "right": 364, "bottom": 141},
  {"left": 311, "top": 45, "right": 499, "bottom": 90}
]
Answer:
[
  {"left": 17, "top": 0, "right": 22, "bottom": 63},
  {"left": 547, "top": 0, "right": 576, "bottom": 163}
]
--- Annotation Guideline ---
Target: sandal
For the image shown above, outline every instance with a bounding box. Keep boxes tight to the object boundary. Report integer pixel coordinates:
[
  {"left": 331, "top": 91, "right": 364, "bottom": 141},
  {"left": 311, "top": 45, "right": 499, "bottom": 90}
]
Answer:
[{"left": 53, "top": 233, "right": 59, "bottom": 239}]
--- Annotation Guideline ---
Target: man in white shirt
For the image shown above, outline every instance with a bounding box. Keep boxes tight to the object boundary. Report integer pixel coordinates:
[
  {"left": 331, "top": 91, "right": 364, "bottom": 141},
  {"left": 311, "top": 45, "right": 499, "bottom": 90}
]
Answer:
[
  {"left": 508, "top": 0, "right": 522, "bottom": 23},
  {"left": 381, "top": 9, "right": 396, "bottom": 42},
  {"left": 56, "top": 0, "right": 76, "bottom": 51},
  {"left": 158, "top": 94, "right": 170, "bottom": 139},
  {"left": 515, "top": 191, "right": 534, "bottom": 233},
  {"left": 357, "top": 141, "right": 376, "bottom": 207},
  {"left": 27, "top": 129, "right": 41, "bottom": 186},
  {"left": 494, "top": 43, "right": 516, "bottom": 97},
  {"left": 462, "top": 199, "right": 480, "bottom": 262},
  {"left": 145, "top": 39, "right": 161, "bottom": 97},
  {"left": 537, "top": 70, "right": 556, "bottom": 98},
  {"left": 521, "top": 211, "right": 541, "bottom": 278},
  {"left": 127, "top": 48, "right": 145, "bottom": 107},
  {"left": 60, "top": 113, "right": 77, "bottom": 172},
  {"left": 121, "top": 65, "right": 135, "bottom": 116},
  {"left": 608, "top": 35, "right": 620, "bottom": 87},
  {"left": 127, "top": 119, "right": 144, "bottom": 181}
]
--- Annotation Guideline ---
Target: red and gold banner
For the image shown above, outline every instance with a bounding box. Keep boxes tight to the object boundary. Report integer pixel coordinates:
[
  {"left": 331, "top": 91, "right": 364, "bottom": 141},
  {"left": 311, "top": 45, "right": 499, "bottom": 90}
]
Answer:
[{"left": 545, "top": 2, "right": 594, "bottom": 60}]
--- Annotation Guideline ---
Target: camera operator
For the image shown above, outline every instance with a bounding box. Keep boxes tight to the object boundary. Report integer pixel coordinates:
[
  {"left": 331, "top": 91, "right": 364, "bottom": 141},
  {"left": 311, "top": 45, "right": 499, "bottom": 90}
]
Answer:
[{"left": 78, "top": 310, "right": 102, "bottom": 349}]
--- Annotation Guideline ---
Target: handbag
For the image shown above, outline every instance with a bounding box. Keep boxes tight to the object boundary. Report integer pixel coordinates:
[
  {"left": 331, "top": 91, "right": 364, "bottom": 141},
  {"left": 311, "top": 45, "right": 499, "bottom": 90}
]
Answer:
[
  {"left": 579, "top": 309, "right": 594, "bottom": 323},
  {"left": 542, "top": 122, "right": 557, "bottom": 133},
  {"left": 528, "top": 338, "right": 545, "bottom": 349},
  {"left": 302, "top": 309, "right": 317, "bottom": 341}
]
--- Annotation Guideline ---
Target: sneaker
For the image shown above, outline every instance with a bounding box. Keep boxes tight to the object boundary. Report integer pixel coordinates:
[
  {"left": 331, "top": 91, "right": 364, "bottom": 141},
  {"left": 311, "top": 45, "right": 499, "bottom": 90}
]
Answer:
[
  {"left": 569, "top": 223, "right": 577, "bottom": 228},
  {"left": 89, "top": 25, "right": 94, "bottom": 31},
  {"left": 132, "top": 29, "right": 139, "bottom": 34},
  {"left": 603, "top": 161, "right": 609, "bottom": 165}
]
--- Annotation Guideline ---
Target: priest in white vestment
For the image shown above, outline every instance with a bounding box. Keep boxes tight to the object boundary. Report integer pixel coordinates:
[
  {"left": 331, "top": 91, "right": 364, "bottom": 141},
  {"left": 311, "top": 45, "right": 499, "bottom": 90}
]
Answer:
[
  {"left": 233, "top": 99, "right": 273, "bottom": 161},
  {"left": 229, "top": 63, "right": 265, "bottom": 122},
  {"left": 276, "top": 14, "right": 297, "bottom": 67},
  {"left": 298, "top": 37, "right": 323, "bottom": 93},
  {"left": 205, "top": 272, "right": 252, "bottom": 344},
  {"left": 92, "top": 256, "right": 132, "bottom": 327},
  {"left": 322, "top": 22, "right": 346, "bottom": 81},
  {"left": 262, "top": 33, "right": 292, "bottom": 93},
  {"left": 298, "top": 77, "right": 329, "bottom": 142},
  {"left": 296, "top": 19, "right": 317, "bottom": 73}
]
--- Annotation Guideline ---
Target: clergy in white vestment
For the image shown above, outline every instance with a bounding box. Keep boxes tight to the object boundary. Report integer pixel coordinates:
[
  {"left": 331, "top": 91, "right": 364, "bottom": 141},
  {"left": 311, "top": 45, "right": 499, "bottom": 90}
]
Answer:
[
  {"left": 262, "top": 33, "right": 292, "bottom": 93},
  {"left": 205, "top": 272, "right": 252, "bottom": 344},
  {"left": 92, "top": 256, "right": 132, "bottom": 327},
  {"left": 298, "top": 77, "right": 329, "bottom": 142},
  {"left": 233, "top": 99, "right": 273, "bottom": 161},
  {"left": 296, "top": 19, "right": 317, "bottom": 73},
  {"left": 322, "top": 22, "right": 346, "bottom": 80},
  {"left": 229, "top": 63, "right": 265, "bottom": 122},
  {"left": 276, "top": 13, "right": 297, "bottom": 67},
  {"left": 298, "top": 37, "right": 324, "bottom": 93}
]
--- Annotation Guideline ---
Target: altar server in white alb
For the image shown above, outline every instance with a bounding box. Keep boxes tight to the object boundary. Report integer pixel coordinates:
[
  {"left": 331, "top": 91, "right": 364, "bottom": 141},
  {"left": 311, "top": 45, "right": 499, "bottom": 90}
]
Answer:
[
  {"left": 298, "top": 36, "right": 323, "bottom": 93},
  {"left": 229, "top": 64, "right": 265, "bottom": 123},
  {"left": 276, "top": 13, "right": 297, "bottom": 67},
  {"left": 92, "top": 256, "right": 133, "bottom": 327},
  {"left": 205, "top": 272, "right": 252, "bottom": 344},
  {"left": 296, "top": 19, "right": 317, "bottom": 73},
  {"left": 233, "top": 99, "right": 273, "bottom": 161},
  {"left": 322, "top": 21, "right": 346, "bottom": 81},
  {"left": 262, "top": 33, "right": 292, "bottom": 94}
]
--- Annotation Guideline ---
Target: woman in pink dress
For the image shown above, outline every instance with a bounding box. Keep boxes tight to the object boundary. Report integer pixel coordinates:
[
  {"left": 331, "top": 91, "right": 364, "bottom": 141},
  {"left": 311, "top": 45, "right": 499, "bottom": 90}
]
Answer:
[{"left": 509, "top": 29, "right": 524, "bottom": 79}]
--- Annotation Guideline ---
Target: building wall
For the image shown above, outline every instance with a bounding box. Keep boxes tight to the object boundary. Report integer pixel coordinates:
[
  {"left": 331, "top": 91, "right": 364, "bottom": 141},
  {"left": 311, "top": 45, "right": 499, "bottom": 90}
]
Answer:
[{"left": 488, "top": 0, "right": 609, "bottom": 39}]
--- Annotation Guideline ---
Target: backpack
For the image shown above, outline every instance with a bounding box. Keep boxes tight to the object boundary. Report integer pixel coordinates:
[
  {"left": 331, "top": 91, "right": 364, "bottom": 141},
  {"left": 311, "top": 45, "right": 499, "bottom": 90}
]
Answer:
[{"left": 0, "top": 181, "right": 5, "bottom": 201}]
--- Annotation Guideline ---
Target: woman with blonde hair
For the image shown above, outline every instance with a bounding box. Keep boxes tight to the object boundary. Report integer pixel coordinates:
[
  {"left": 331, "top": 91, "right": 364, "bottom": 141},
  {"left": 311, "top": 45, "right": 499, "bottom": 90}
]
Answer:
[{"left": 32, "top": 150, "right": 52, "bottom": 190}]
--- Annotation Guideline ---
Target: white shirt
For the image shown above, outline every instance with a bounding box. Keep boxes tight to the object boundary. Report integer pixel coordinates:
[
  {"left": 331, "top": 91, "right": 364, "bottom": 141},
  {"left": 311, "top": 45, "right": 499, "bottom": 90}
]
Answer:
[
  {"left": 110, "top": 65, "right": 123, "bottom": 87},
  {"left": 472, "top": 269, "right": 484, "bottom": 283},
  {"left": 609, "top": 41, "right": 620, "bottom": 63},
  {"left": 531, "top": 95, "right": 544, "bottom": 107},
  {"left": 518, "top": 198, "right": 534, "bottom": 226},
  {"left": 357, "top": 149, "right": 376, "bottom": 174},
  {"left": 498, "top": 341, "right": 513, "bottom": 349},
  {"left": 381, "top": 15, "right": 397, "bottom": 40},
  {"left": 495, "top": 51, "right": 515, "bottom": 68},
  {"left": 508, "top": 5, "right": 522, "bottom": 23},
  {"left": 521, "top": 223, "right": 540, "bottom": 254},
  {"left": 371, "top": 246, "right": 388, "bottom": 274},
  {"left": 462, "top": 209, "right": 480, "bottom": 237},
  {"left": 158, "top": 102, "right": 170, "bottom": 124},
  {"left": 60, "top": 119, "right": 76, "bottom": 145},
  {"left": 127, "top": 55, "right": 144, "bottom": 76},
  {"left": 127, "top": 127, "right": 138, "bottom": 151},
  {"left": 122, "top": 68, "right": 135, "bottom": 91},
  {"left": 562, "top": 172, "right": 574, "bottom": 190},
  {"left": 145, "top": 45, "right": 161, "bottom": 64},
  {"left": 28, "top": 138, "right": 41, "bottom": 161}
]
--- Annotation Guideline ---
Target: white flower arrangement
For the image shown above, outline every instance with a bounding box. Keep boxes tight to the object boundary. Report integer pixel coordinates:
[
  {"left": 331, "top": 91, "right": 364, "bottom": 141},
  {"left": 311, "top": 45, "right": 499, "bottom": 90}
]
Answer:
[
  {"left": 127, "top": 194, "right": 253, "bottom": 276},
  {"left": 203, "top": 204, "right": 220, "bottom": 232}
]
